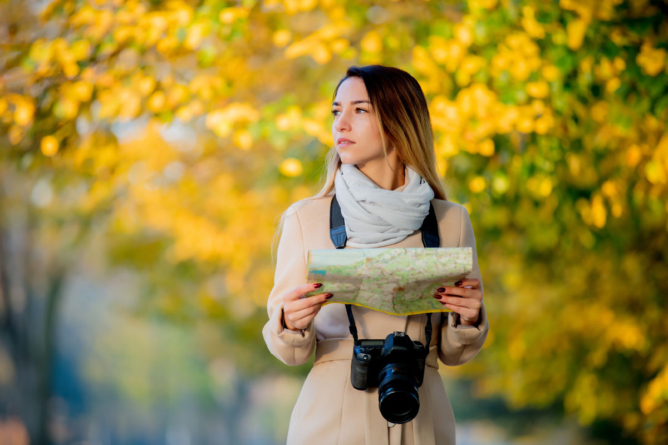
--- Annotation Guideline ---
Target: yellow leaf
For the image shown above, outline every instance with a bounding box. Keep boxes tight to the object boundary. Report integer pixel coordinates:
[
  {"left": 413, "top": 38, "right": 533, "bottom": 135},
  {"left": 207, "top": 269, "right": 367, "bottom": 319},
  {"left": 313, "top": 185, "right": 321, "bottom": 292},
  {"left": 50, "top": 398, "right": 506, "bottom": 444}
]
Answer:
[
  {"left": 605, "top": 77, "right": 621, "bottom": 94},
  {"left": 539, "top": 177, "right": 553, "bottom": 197},
  {"left": 591, "top": 101, "right": 609, "bottom": 122},
  {"left": 645, "top": 160, "right": 666, "bottom": 185},
  {"left": 285, "top": 39, "right": 313, "bottom": 59},
  {"left": 636, "top": 43, "right": 667, "bottom": 77},
  {"left": 491, "top": 174, "right": 509, "bottom": 194},
  {"left": 166, "top": 84, "right": 190, "bottom": 109},
  {"left": 41, "top": 136, "right": 59, "bottom": 157},
  {"left": 301, "top": 118, "right": 322, "bottom": 136},
  {"left": 591, "top": 194, "right": 607, "bottom": 228},
  {"left": 534, "top": 115, "right": 552, "bottom": 134},
  {"left": 233, "top": 129, "right": 253, "bottom": 150},
  {"left": 13, "top": 97, "right": 35, "bottom": 126},
  {"left": 478, "top": 139, "right": 495, "bottom": 156},
  {"left": 8, "top": 126, "right": 24, "bottom": 145},
  {"left": 72, "top": 81, "right": 94, "bottom": 102},
  {"left": 469, "top": 0, "right": 498, "bottom": 9},
  {"left": 516, "top": 117, "right": 534, "bottom": 133},
  {"left": 56, "top": 96, "right": 79, "bottom": 120},
  {"left": 330, "top": 38, "right": 349, "bottom": 54},
  {"left": 541, "top": 65, "right": 560, "bottom": 81},
  {"left": 567, "top": 18, "right": 587, "bottom": 50},
  {"left": 184, "top": 23, "right": 206, "bottom": 50},
  {"left": 219, "top": 7, "right": 249, "bottom": 24},
  {"left": 276, "top": 105, "right": 301, "bottom": 131},
  {"left": 454, "top": 23, "right": 473, "bottom": 47},
  {"left": 136, "top": 76, "right": 156, "bottom": 97},
  {"left": 279, "top": 158, "right": 303, "bottom": 177},
  {"left": 361, "top": 31, "right": 382, "bottom": 53},
  {"left": 468, "top": 176, "right": 487, "bottom": 193},
  {"left": 613, "top": 56, "right": 626, "bottom": 72},
  {"left": 299, "top": 0, "right": 318, "bottom": 11},
  {"left": 147, "top": 91, "right": 166, "bottom": 113},
  {"left": 311, "top": 43, "right": 331, "bottom": 64},
  {"left": 273, "top": 30, "right": 292, "bottom": 47},
  {"left": 118, "top": 88, "right": 141, "bottom": 120},
  {"left": 526, "top": 81, "right": 549, "bottom": 98},
  {"left": 428, "top": 36, "right": 449, "bottom": 64}
]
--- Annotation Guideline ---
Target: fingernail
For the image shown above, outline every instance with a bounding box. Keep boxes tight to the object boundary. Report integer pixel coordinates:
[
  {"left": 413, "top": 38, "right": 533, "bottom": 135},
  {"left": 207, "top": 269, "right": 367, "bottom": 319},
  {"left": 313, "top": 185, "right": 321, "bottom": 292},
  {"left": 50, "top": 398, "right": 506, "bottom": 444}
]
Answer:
[
  {"left": 432, "top": 294, "right": 441, "bottom": 299},
  {"left": 325, "top": 294, "right": 333, "bottom": 299},
  {"left": 314, "top": 283, "right": 323, "bottom": 288},
  {"left": 455, "top": 281, "right": 462, "bottom": 286},
  {"left": 437, "top": 287, "right": 445, "bottom": 292}
]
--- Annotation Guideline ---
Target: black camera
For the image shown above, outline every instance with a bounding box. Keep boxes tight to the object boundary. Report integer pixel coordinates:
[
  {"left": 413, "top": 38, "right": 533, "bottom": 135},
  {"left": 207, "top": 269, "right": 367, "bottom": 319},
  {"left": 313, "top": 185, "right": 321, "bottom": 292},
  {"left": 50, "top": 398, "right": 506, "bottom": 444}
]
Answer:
[
  {"left": 343, "top": 302, "right": 433, "bottom": 424},
  {"left": 351, "top": 330, "right": 429, "bottom": 424}
]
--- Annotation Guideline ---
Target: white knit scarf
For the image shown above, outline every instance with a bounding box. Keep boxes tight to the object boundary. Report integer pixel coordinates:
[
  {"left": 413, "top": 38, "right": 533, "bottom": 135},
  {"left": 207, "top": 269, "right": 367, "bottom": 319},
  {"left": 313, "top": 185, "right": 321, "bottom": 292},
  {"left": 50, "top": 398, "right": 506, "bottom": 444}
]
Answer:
[{"left": 333, "top": 163, "right": 435, "bottom": 248}]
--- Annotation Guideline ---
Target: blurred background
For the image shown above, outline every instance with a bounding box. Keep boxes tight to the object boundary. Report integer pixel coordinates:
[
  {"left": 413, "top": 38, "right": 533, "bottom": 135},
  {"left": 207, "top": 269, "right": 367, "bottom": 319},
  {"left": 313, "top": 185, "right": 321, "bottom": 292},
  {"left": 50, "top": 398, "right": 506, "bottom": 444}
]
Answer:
[{"left": 0, "top": 0, "right": 667, "bottom": 444}]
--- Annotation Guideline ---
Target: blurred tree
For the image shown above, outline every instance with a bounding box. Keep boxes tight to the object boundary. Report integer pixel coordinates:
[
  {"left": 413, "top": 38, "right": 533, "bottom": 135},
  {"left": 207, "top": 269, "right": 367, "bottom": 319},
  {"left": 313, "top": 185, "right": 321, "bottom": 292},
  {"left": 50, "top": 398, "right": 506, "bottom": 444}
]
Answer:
[{"left": 0, "top": 0, "right": 667, "bottom": 444}]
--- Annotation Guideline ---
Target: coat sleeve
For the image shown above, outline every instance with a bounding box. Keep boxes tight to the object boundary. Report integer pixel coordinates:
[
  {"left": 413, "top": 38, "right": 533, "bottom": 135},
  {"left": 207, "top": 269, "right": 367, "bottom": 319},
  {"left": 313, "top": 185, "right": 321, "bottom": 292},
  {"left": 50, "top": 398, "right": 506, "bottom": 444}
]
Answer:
[
  {"left": 262, "top": 206, "right": 317, "bottom": 366},
  {"left": 438, "top": 205, "right": 490, "bottom": 367}
]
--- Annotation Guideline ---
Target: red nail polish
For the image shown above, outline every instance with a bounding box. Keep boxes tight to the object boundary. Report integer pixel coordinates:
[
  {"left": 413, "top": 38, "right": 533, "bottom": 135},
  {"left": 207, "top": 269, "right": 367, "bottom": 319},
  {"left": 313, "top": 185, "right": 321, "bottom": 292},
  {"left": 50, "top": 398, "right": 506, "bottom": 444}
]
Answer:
[
  {"left": 325, "top": 294, "right": 333, "bottom": 299},
  {"left": 432, "top": 294, "right": 441, "bottom": 299},
  {"left": 314, "top": 283, "right": 323, "bottom": 288},
  {"left": 437, "top": 287, "right": 445, "bottom": 292},
  {"left": 455, "top": 281, "right": 462, "bottom": 286}
]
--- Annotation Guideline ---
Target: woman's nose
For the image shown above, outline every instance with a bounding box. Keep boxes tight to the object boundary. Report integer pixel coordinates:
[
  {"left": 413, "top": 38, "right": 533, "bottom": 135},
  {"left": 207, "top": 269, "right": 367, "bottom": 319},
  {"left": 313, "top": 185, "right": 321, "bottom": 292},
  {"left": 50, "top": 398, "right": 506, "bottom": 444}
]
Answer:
[{"left": 334, "top": 111, "right": 351, "bottom": 132}]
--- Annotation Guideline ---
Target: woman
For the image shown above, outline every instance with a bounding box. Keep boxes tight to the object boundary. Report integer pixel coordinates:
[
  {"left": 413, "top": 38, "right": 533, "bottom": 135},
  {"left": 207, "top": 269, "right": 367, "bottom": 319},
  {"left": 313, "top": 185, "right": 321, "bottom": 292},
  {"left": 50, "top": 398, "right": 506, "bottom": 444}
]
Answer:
[{"left": 262, "top": 65, "right": 489, "bottom": 445}]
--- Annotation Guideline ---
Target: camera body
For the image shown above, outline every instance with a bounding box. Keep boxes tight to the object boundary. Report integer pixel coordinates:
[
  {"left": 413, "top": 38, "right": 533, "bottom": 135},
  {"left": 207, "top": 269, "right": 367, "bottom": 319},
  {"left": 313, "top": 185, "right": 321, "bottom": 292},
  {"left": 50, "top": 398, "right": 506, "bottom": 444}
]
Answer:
[{"left": 351, "top": 331, "right": 428, "bottom": 424}]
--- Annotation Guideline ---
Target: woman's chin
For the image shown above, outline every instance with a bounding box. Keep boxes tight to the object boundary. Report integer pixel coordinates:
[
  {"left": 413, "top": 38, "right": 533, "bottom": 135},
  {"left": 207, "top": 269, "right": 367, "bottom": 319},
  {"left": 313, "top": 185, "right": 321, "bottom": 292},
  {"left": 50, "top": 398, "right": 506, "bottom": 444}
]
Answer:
[{"left": 337, "top": 152, "right": 358, "bottom": 165}]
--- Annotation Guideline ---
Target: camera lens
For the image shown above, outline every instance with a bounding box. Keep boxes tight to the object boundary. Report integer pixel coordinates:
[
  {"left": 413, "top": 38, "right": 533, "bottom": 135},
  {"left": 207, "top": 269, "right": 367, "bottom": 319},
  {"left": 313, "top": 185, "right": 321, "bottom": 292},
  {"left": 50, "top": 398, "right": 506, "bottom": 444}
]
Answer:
[{"left": 377, "top": 363, "right": 420, "bottom": 424}]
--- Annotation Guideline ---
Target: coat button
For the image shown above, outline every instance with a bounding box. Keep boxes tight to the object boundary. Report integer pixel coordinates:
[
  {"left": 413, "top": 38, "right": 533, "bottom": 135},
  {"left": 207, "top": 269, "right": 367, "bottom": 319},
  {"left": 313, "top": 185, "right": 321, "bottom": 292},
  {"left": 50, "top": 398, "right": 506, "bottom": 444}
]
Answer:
[{"left": 387, "top": 421, "right": 396, "bottom": 427}]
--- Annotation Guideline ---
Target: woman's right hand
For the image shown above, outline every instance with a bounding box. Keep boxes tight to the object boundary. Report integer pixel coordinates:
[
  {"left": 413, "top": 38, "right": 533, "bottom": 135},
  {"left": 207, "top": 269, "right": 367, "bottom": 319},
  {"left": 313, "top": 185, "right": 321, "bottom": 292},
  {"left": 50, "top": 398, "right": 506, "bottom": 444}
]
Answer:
[{"left": 282, "top": 283, "right": 333, "bottom": 331}]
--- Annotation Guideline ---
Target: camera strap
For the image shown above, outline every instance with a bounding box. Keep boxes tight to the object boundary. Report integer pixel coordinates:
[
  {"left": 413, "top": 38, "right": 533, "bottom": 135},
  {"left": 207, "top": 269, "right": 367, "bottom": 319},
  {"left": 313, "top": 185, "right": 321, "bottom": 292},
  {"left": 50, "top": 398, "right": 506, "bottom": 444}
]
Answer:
[{"left": 330, "top": 194, "right": 439, "bottom": 349}]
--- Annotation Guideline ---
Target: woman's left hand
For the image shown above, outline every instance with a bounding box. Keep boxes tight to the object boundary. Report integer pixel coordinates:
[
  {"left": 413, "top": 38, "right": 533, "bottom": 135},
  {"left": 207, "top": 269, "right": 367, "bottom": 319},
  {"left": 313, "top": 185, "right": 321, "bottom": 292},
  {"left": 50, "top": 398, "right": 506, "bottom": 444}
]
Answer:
[{"left": 433, "top": 278, "right": 482, "bottom": 325}]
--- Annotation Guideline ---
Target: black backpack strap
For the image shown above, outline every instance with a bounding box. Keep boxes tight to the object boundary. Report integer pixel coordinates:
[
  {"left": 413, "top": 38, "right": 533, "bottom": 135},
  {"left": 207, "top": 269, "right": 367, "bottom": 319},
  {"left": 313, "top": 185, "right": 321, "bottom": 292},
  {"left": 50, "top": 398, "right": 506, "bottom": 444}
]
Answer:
[
  {"left": 421, "top": 202, "right": 437, "bottom": 351},
  {"left": 330, "top": 195, "right": 347, "bottom": 249},
  {"left": 331, "top": 195, "right": 357, "bottom": 343},
  {"left": 421, "top": 202, "right": 439, "bottom": 248}
]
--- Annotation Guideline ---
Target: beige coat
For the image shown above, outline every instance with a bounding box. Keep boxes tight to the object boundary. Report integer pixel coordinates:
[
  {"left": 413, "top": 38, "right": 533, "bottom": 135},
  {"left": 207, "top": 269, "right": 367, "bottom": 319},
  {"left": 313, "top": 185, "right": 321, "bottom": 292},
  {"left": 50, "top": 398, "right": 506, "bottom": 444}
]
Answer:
[{"left": 262, "top": 193, "right": 489, "bottom": 445}]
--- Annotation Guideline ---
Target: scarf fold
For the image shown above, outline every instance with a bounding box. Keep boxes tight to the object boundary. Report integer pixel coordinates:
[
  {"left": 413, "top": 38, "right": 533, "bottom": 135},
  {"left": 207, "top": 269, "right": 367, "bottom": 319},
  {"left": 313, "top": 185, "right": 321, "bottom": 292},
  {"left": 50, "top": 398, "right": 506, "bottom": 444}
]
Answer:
[{"left": 334, "top": 163, "right": 435, "bottom": 248}]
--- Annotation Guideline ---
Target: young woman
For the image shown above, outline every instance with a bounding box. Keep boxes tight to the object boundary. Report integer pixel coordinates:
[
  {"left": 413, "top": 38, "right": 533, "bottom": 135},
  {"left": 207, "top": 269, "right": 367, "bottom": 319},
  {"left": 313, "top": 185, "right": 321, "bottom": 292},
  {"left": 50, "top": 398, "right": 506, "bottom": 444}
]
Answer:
[{"left": 262, "top": 65, "right": 488, "bottom": 445}]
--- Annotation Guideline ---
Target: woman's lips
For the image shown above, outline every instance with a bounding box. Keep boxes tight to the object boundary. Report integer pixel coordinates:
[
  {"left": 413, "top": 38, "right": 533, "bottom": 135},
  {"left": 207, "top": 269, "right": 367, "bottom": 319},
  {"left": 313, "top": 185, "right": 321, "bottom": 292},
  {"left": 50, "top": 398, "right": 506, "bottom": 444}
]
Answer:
[{"left": 338, "top": 141, "right": 355, "bottom": 147}]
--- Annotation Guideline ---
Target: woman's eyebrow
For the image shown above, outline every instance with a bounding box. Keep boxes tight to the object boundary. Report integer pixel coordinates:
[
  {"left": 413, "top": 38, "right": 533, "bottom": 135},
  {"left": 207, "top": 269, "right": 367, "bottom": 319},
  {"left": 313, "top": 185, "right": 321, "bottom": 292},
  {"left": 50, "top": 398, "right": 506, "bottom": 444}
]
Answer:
[{"left": 332, "top": 100, "right": 371, "bottom": 106}]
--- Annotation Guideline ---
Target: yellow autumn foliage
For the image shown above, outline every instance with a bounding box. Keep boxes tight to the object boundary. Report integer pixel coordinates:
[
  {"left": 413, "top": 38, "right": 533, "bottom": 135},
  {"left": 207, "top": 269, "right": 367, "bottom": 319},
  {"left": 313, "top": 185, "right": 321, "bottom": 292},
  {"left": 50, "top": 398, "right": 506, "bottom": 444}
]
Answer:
[{"left": 1, "top": 0, "right": 667, "bottom": 443}]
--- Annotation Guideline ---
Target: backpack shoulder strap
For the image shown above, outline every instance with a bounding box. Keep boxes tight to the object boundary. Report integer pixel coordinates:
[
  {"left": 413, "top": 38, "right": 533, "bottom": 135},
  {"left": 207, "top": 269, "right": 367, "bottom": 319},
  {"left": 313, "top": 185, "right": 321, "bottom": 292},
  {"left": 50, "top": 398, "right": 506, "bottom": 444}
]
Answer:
[{"left": 330, "top": 195, "right": 347, "bottom": 249}]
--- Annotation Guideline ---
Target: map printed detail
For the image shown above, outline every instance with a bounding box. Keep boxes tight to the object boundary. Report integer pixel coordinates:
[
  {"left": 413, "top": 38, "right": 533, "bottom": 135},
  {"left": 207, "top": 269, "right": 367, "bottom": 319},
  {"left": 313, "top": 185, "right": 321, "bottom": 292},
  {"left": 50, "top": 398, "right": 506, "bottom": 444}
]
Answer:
[{"left": 303, "top": 247, "right": 473, "bottom": 316}]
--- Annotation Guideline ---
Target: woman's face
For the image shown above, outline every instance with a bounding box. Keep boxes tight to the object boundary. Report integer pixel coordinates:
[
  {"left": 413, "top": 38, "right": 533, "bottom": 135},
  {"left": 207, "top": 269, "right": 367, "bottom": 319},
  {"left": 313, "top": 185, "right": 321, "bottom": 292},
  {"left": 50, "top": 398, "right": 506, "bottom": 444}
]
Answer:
[{"left": 331, "top": 77, "right": 386, "bottom": 167}]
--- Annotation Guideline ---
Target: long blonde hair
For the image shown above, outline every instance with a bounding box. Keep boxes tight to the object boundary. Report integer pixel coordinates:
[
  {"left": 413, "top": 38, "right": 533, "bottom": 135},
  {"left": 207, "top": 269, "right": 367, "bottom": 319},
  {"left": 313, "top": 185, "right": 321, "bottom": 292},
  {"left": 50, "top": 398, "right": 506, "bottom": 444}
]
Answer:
[{"left": 272, "top": 65, "right": 449, "bottom": 262}]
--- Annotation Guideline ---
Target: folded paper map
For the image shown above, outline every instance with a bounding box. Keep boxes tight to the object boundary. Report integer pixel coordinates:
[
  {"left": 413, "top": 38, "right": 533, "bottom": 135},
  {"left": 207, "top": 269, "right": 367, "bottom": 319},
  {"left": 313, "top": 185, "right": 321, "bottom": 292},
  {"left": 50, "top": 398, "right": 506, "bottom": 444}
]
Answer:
[{"left": 303, "top": 247, "right": 472, "bottom": 316}]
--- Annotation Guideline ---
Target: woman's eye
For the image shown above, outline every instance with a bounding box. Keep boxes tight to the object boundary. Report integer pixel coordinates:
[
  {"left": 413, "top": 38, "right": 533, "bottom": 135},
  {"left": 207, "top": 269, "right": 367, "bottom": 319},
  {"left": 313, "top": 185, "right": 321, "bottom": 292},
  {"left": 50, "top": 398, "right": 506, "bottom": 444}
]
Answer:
[{"left": 331, "top": 108, "right": 367, "bottom": 116}]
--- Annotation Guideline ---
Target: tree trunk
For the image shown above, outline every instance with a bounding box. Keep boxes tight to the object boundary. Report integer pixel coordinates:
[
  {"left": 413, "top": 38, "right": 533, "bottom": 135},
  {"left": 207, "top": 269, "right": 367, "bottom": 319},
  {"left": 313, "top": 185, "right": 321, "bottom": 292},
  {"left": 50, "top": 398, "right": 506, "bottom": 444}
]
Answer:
[{"left": 0, "top": 172, "right": 67, "bottom": 445}]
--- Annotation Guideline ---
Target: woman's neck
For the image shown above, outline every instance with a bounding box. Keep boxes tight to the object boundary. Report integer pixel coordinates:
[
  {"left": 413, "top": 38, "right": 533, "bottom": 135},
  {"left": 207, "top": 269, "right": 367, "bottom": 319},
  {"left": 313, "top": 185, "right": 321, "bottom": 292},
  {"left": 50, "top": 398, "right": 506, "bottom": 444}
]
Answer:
[{"left": 355, "top": 152, "right": 405, "bottom": 191}]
